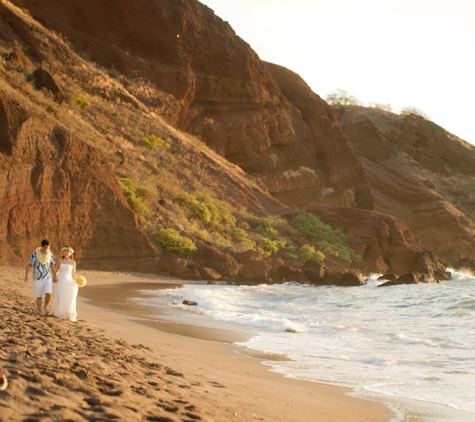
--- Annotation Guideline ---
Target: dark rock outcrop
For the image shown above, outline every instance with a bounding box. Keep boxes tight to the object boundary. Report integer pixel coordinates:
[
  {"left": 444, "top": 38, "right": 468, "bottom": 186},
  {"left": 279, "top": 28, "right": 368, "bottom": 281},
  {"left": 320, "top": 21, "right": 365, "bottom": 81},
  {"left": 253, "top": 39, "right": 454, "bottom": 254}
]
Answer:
[
  {"left": 196, "top": 244, "right": 240, "bottom": 277},
  {"left": 283, "top": 269, "right": 309, "bottom": 284},
  {"left": 452, "top": 257, "right": 475, "bottom": 274},
  {"left": 302, "top": 260, "right": 326, "bottom": 284},
  {"left": 197, "top": 267, "right": 222, "bottom": 281},
  {"left": 377, "top": 273, "right": 397, "bottom": 281},
  {"left": 32, "top": 67, "right": 65, "bottom": 103},
  {"left": 274, "top": 266, "right": 298, "bottom": 282},
  {"left": 414, "top": 251, "right": 451, "bottom": 281},
  {"left": 338, "top": 271, "right": 366, "bottom": 286},
  {"left": 159, "top": 253, "right": 188, "bottom": 274},
  {"left": 173, "top": 266, "right": 201, "bottom": 281},
  {"left": 378, "top": 272, "right": 440, "bottom": 287},
  {"left": 378, "top": 273, "right": 420, "bottom": 287},
  {"left": 239, "top": 260, "right": 270, "bottom": 283}
]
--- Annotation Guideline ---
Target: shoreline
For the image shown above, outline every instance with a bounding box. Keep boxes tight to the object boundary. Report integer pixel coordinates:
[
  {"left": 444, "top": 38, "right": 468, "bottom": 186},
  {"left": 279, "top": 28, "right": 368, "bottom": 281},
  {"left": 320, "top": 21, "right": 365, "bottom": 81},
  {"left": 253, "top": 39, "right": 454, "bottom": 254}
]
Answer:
[
  {"left": 75, "top": 270, "right": 394, "bottom": 422},
  {"left": 78, "top": 275, "right": 475, "bottom": 422},
  {"left": 1, "top": 266, "right": 393, "bottom": 422}
]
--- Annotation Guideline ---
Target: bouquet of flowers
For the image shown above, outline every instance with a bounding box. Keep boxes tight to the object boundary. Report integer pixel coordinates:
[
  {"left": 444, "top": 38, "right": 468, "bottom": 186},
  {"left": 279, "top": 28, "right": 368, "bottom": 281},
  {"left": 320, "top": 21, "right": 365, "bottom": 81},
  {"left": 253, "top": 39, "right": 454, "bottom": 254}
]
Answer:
[{"left": 76, "top": 276, "right": 87, "bottom": 287}]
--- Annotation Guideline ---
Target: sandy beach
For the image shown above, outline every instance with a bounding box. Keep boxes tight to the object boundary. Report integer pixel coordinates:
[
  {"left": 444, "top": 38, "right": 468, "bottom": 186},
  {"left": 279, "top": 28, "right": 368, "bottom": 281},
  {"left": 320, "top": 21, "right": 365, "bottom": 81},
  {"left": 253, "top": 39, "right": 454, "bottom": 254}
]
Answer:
[{"left": 0, "top": 267, "right": 393, "bottom": 421}]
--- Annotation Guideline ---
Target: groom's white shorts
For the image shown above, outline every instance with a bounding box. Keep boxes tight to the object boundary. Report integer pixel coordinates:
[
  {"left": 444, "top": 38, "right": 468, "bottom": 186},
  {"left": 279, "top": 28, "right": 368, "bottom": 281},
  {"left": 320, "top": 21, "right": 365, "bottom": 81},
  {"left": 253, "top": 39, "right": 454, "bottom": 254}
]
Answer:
[{"left": 34, "top": 277, "right": 53, "bottom": 298}]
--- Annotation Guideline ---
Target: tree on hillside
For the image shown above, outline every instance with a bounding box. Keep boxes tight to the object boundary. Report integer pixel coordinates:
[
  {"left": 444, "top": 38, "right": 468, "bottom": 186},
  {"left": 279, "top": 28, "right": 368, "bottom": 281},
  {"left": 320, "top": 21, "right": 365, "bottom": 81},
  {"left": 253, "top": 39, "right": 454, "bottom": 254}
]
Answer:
[
  {"left": 369, "top": 102, "right": 393, "bottom": 112},
  {"left": 400, "top": 106, "right": 430, "bottom": 120},
  {"left": 325, "top": 88, "right": 361, "bottom": 106}
]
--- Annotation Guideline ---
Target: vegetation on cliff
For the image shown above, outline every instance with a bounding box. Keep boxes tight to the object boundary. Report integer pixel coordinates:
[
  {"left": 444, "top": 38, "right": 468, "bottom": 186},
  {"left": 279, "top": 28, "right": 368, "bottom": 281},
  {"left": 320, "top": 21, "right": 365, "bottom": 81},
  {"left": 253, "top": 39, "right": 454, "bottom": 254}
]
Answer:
[{"left": 291, "top": 211, "right": 361, "bottom": 265}]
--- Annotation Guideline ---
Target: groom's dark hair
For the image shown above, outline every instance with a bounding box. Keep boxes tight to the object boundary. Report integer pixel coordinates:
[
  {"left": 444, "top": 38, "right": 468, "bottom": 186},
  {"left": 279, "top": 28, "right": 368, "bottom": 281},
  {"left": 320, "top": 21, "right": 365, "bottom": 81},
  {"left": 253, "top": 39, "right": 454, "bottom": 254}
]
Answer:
[{"left": 41, "top": 239, "right": 50, "bottom": 246}]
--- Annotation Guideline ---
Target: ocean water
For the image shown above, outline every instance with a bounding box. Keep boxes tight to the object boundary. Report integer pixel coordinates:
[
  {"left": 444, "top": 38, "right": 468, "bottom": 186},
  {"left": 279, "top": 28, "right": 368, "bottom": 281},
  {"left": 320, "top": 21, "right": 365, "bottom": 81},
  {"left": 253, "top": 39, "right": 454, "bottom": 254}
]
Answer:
[{"left": 131, "top": 270, "right": 475, "bottom": 419}]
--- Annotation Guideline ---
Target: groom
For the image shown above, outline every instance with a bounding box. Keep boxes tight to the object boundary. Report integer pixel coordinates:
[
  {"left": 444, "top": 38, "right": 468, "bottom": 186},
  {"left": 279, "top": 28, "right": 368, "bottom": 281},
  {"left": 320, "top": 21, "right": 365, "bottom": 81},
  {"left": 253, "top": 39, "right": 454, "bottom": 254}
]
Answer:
[{"left": 25, "top": 239, "right": 57, "bottom": 315}]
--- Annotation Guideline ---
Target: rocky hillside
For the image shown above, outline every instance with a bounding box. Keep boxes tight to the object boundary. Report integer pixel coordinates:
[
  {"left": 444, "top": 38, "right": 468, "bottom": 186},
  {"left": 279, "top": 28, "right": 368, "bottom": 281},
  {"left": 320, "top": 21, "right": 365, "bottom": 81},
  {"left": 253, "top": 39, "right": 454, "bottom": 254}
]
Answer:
[
  {"left": 337, "top": 106, "right": 475, "bottom": 263},
  {"left": 7, "top": 0, "right": 373, "bottom": 210},
  {"left": 0, "top": 0, "right": 467, "bottom": 280},
  {"left": 0, "top": 90, "right": 159, "bottom": 272},
  {"left": 0, "top": 0, "right": 289, "bottom": 272}
]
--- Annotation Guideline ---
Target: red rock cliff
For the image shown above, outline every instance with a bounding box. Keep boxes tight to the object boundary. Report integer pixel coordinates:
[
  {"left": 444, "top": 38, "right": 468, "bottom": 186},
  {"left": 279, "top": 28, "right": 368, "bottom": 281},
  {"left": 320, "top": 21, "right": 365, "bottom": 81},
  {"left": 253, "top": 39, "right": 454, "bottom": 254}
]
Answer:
[
  {"left": 9, "top": 0, "right": 372, "bottom": 210},
  {"left": 338, "top": 106, "right": 475, "bottom": 263},
  {"left": 0, "top": 92, "right": 159, "bottom": 270}
]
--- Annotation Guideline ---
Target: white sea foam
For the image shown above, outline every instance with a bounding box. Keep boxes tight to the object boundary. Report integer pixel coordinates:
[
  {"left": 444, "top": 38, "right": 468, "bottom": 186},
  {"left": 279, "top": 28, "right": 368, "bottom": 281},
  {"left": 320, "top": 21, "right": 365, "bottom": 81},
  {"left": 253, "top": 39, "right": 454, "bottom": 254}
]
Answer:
[{"left": 131, "top": 270, "right": 475, "bottom": 415}]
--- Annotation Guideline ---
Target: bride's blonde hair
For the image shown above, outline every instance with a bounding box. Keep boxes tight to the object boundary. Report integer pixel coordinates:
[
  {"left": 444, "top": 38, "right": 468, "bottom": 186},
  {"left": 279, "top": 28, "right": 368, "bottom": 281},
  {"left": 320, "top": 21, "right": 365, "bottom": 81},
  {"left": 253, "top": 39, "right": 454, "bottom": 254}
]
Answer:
[{"left": 61, "top": 246, "right": 75, "bottom": 260}]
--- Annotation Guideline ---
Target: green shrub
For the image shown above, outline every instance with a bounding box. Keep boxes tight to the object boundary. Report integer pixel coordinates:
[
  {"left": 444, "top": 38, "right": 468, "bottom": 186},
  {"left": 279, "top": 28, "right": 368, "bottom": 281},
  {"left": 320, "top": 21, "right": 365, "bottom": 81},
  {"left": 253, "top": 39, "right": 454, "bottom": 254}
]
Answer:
[
  {"left": 238, "top": 221, "right": 251, "bottom": 230},
  {"left": 174, "top": 192, "right": 211, "bottom": 223},
  {"left": 231, "top": 215, "right": 290, "bottom": 256},
  {"left": 196, "top": 193, "right": 236, "bottom": 226},
  {"left": 192, "top": 202, "right": 212, "bottom": 223},
  {"left": 248, "top": 216, "right": 288, "bottom": 246},
  {"left": 174, "top": 192, "right": 197, "bottom": 209},
  {"left": 231, "top": 228, "right": 249, "bottom": 244},
  {"left": 231, "top": 228, "right": 256, "bottom": 252},
  {"left": 257, "top": 237, "right": 280, "bottom": 258},
  {"left": 140, "top": 135, "right": 171, "bottom": 149},
  {"left": 209, "top": 232, "right": 231, "bottom": 249},
  {"left": 174, "top": 191, "right": 236, "bottom": 226},
  {"left": 297, "top": 244, "right": 325, "bottom": 263},
  {"left": 284, "top": 246, "right": 299, "bottom": 260},
  {"left": 153, "top": 228, "right": 197, "bottom": 256},
  {"left": 291, "top": 212, "right": 360, "bottom": 265},
  {"left": 119, "top": 178, "right": 152, "bottom": 221},
  {"left": 76, "top": 92, "right": 89, "bottom": 109}
]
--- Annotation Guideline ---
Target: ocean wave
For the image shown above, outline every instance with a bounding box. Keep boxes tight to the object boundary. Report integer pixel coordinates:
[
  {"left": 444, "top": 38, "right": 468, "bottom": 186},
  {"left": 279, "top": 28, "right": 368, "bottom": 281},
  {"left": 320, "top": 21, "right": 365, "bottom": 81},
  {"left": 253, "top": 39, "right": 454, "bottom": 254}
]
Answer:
[{"left": 393, "top": 333, "right": 439, "bottom": 347}]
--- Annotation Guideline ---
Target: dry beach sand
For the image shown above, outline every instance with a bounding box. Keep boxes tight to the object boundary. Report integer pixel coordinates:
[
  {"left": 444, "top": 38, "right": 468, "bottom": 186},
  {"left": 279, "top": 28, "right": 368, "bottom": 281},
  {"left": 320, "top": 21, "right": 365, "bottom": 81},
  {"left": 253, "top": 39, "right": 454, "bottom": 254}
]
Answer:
[{"left": 0, "top": 267, "right": 393, "bottom": 422}]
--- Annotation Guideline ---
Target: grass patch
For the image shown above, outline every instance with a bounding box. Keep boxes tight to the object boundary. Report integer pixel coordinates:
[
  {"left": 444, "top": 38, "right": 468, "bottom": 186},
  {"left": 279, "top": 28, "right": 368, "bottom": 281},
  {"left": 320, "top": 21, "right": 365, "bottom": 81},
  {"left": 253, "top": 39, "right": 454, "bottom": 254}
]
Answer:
[
  {"left": 291, "top": 211, "right": 361, "bottom": 265},
  {"left": 119, "top": 178, "right": 158, "bottom": 224}
]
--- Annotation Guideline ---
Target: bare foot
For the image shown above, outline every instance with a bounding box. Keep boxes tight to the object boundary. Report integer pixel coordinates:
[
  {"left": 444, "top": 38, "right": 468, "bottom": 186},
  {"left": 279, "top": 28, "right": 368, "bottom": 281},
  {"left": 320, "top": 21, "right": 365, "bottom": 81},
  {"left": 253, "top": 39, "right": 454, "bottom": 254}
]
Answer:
[{"left": 0, "top": 373, "right": 7, "bottom": 391}]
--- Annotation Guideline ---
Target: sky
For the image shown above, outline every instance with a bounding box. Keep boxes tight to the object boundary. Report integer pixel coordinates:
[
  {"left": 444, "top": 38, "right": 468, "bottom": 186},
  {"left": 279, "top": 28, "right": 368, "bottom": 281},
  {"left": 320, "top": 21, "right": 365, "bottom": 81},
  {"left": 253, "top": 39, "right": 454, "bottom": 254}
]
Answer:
[{"left": 199, "top": 0, "right": 475, "bottom": 144}]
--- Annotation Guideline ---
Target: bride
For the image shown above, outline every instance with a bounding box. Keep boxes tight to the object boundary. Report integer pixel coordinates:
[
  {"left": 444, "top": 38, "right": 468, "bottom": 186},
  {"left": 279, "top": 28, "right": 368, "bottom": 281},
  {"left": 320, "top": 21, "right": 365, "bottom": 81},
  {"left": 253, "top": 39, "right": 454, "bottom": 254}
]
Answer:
[{"left": 50, "top": 246, "right": 78, "bottom": 322}]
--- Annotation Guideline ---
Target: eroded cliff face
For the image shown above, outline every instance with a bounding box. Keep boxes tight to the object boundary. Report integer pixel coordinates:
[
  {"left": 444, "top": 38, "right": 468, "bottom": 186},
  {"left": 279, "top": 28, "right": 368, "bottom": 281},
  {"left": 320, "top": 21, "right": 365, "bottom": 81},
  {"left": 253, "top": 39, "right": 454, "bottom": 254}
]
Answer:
[
  {"left": 1, "top": 0, "right": 467, "bottom": 276},
  {"left": 8, "top": 0, "right": 372, "bottom": 210},
  {"left": 338, "top": 106, "right": 475, "bottom": 263},
  {"left": 0, "top": 93, "right": 159, "bottom": 270}
]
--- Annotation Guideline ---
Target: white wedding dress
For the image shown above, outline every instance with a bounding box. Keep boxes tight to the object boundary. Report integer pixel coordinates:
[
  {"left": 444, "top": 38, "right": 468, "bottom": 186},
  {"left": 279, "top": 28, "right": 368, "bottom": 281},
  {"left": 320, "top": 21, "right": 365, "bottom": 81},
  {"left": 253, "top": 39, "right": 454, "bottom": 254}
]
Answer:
[{"left": 50, "top": 263, "right": 78, "bottom": 322}]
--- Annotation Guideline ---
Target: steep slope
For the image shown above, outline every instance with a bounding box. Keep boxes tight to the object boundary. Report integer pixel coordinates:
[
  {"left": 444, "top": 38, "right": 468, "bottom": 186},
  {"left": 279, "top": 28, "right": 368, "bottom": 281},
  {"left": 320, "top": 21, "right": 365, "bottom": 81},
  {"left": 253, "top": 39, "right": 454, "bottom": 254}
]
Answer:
[
  {"left": 0, "top": 90, "right": 159, "bottom": 271},
  {"left": 8, "top": 0, "right": 372, "bottom": 210},
  {"left": 338, "top": 106, "right": 475, "bottom": 263},
  {"left": 0, "top": 1, "right": 288, "bottom": 270}
]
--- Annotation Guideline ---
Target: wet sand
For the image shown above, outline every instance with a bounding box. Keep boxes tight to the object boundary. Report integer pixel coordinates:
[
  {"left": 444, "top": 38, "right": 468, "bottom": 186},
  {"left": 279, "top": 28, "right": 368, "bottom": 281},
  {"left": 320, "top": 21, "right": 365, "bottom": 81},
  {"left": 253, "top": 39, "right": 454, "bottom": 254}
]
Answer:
[{"left": 1, "top": 267, "right": 394, "bottom": 421}]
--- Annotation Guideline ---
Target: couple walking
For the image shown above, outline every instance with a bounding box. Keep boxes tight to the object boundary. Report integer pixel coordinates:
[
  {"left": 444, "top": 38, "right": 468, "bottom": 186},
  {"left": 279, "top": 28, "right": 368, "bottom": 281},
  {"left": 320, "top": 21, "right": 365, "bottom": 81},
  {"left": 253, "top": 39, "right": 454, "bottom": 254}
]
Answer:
[{"left": 24, "top": 239, "right": 79, "bottom": 322}]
